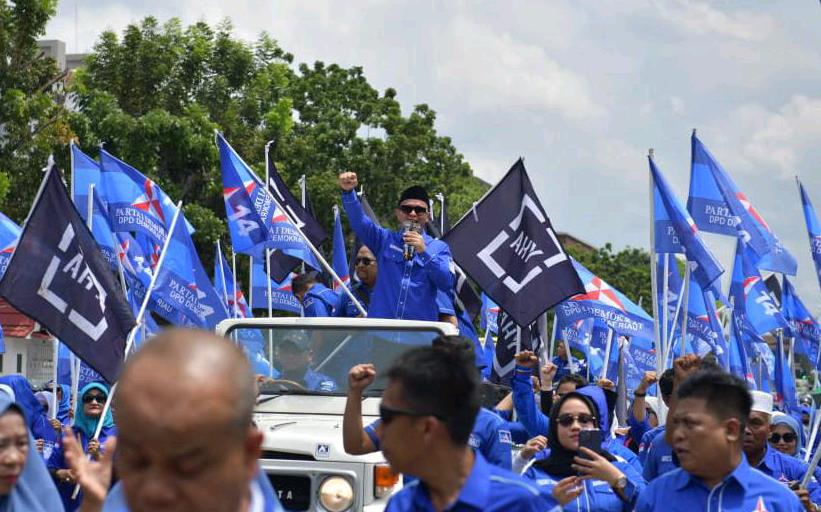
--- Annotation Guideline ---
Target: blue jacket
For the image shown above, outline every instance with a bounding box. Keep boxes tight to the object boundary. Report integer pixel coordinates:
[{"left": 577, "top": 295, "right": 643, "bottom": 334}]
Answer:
[
  {"left": 751, "top": 444, "right": 821, "bottom": 503},
  {"left": 385, "top": 452, "right": 559, "bottom": 512},
  {"left": 302, "top": 283, "right": 340, "bottom": 317},
  {"left": 524, "top": 456, "right": 645, "bottom": 511},
  {"left": 551, "top": 355, "right": 588, "bottom": 383},
  {"left": 636, "top": 455, "right": 802, "bottom": 512},
  {"left": 341, "top": 190, "right": 453, "bottom": 321}
]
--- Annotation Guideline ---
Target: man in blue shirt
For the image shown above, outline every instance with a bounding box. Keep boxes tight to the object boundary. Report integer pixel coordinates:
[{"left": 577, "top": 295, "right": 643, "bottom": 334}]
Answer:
[
  {"left": 293, "top": 271, "right": 340, "bottom": 317},
  {"left": 377, "top": 344, "right": 558, "bottom": 511},
  {"left": 338, "top": 172, "right": 453, "bottom": 321},
  {"left": 636, "top": 370, "right": 802, "bottom": 511},
  {"left": 274, "top": 335, "right": 336, "bottom": 392},
  {"left": 743, "top": 390, "right": 820, "bottom": 508},
  {"left": 343, "top": 336, "right": 516, "bottom": 470},
  {"left": 639, "top": 369, "right": 677, "bottom": 481},
  {"left": 336, "top": 246, "right": 377, "bottom": 318}
]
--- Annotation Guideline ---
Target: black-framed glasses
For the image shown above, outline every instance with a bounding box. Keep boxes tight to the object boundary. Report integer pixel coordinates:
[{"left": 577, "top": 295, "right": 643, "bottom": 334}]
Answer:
[
  {"left": 83, "top": 394, "right": 107, "bottom": 404},
  {"left": 399, "top": 205, "right": 428, "bottom": 215},
  {"left": 556, "top": 413, "right": 596, "bottom": 427},
  {"left": 355, "top": 257, "right": 375, "bottom": 266},
  {"left": 770, "top": 433, "right": 797, "bottom": 443},
  {"left": 379, "top": 404, "right": 442, "bottom": 425}
]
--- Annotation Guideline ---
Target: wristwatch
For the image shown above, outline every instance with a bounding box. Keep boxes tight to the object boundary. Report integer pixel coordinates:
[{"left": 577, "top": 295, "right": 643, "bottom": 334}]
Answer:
[{"left": 611, "top": 475, "right": 627, "bottom": 492}]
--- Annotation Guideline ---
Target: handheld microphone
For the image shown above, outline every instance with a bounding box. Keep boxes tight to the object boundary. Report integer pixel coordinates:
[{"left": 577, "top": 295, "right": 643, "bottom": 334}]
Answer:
[{"left": 402, "top": 221, "right": 419, "bottom": 261}]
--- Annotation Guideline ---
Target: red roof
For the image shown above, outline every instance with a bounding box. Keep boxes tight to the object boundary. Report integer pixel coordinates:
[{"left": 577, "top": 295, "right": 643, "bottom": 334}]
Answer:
[{"left": 0, "top": 299, "right": 51, "bottom": 339}]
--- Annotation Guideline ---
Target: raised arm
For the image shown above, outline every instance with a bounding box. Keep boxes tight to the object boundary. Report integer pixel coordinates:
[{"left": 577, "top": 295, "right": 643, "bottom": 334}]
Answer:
[
  {"left": 343, "top": 364, "right": 379, "bottom": 455},
  {"left": 339, "top": 172, "right": 387, "bottom": 255}
]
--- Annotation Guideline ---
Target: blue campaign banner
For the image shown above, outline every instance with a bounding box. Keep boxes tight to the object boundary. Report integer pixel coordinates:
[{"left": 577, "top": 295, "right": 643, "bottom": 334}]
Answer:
[
  {"left": 250, "top": 261, "right": 301, "bottom": 314},
  {"left": 0, "top": 211, "right": 21, "bottom": 278},
  {"left": 798, "top": 179, "right": 821, "bottom": 291}
]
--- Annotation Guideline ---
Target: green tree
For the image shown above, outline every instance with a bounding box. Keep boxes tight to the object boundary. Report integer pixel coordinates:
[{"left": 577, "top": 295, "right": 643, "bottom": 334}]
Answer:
[
  {"left": 64, "top": 17, "right": 484, "bottom": 272},
  {"left": 0, "top": 0, "right": 73, "bottom": 220},
  {"left": 568, "top": 243, "right": 652, "bottom": 310}
]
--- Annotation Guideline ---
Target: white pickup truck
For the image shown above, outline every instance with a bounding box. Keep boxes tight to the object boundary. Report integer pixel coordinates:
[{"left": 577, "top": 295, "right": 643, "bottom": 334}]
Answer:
[{"left": 217, "top": 317, "right": 459, "bottom": 512}]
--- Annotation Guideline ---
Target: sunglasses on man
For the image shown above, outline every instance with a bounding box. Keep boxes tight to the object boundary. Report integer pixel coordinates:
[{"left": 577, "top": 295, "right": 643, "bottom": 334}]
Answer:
[
  {"left": 399, "top": 205, "right": 428, "bottom": 215},
  {"left": 379, "top": 404, "right": 444, "bottom": 425}
]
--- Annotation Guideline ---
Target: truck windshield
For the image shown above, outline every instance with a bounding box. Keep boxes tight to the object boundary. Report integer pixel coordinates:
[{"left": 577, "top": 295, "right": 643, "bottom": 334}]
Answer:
[{"left": 226, "top": 325, "right": 443, "bottom": 396}]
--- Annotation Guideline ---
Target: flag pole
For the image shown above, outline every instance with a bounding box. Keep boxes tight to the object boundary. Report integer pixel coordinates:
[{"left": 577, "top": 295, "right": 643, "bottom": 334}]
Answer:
[
  {"left": 72, "top": 201, "right": 185, "bottom": 499},
  {"left": 666, "top": 257, "right": 686, "bottom": 359},
  {"left": 648, "top": 149, "right": 666, "bottom": 419},
  {"left": 661, "top": 253, "right": 670, "bottom": 368},
  {"left": 601, "top": 328, "right": 614, "bottom": 381},
  {"left": 231, "top": 251, "right": 239, "bottom": 317},
  {"left": 261, "top": 147, "right": 367, "bottom": 317},
  {"left": 679, "top": 263, "right": 691, "bottom": 357},
  {"left": 264, "top": 142, "right": 275, "bottom": 379},
  {"left": 548, "top": 314, "right": 558, "bottom": 360},
  {"left": 215, "top": 242, "right": 232, "bottom": 317}
]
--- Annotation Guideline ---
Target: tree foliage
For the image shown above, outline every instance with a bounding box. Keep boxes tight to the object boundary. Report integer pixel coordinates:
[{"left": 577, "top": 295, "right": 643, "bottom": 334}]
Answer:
[
  {"left": 59, "top": 17, "right": 482, "bottom": 271},
  {"left": 568, "top": 243, "right": 652, "bottom": 312},
  {"left": 0, "top": 0, "right": 72, "bottom": 220}
]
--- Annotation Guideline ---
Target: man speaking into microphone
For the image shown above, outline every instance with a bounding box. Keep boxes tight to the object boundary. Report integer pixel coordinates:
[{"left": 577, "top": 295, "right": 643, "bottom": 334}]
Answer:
[{"left": 338, "top": 172, "right": 453, "bottom": 321}]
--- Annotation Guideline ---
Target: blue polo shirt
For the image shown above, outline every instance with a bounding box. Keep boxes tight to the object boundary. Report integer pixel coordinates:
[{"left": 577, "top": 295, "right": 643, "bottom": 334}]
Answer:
[
  {"left": 638, "top": 425, "right": 663, "bottom": 465},
  {"left": 366, "top": 409, "right": 514, "bottom": 470},
  {"left": 335, "top": 281, "right": 371, "bottom": 317},
  {"left": 302, "top": 283, "right": 340, "bottom": 317},
  {"left": 752, "top": 445, "right": 821, "bottom": 502},
  {"left": 642, "top": 428, "right": 676, "bottom": 482},
  {"left": 341, "top": 190, "right": 453, "bottom": 321},
  {"left": 635, "top": 455, "right": 802, "bottom": 512},
  {"left": 385, "top": 452, "right": 559, "bottom": 512}
]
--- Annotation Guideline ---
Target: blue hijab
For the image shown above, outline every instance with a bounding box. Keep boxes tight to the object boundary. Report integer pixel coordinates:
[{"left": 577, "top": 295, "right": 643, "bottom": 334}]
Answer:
[
  {"left": 56, "top": 384, "right": 71, "bottom": 425},
  {"left": 0, "top": 376, "right": 53, "bottom": 442},
  {"left": 771, "top": 412, "right": 803, "bottom": 457},
  {"left": 0, "top": 393, "right": 63, "bottom": 511},
  {"left": 74, "top": 382, "right": 115, "bottom": 439}
]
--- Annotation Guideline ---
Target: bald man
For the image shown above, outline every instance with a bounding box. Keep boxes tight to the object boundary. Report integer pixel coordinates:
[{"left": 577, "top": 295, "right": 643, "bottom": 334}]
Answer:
[{"left": 64, "top": 329, "right": 283, "bottom": 512}]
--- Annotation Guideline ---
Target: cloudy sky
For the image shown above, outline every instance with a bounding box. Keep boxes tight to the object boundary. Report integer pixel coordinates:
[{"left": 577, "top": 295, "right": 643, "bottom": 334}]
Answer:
[{"left": 46, "top": 1, "right": 821, "bottom": 311}]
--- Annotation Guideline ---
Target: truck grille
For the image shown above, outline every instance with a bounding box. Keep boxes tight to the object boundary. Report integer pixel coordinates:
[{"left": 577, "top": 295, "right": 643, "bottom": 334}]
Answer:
[{"left": 267, "top": 474, "right": 312, "bottom": 511}]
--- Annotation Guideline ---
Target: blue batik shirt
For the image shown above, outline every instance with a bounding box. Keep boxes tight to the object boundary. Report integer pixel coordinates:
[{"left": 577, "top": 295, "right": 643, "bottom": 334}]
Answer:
[
  {"left": 341, "top": 190, "right": 453, "bottom": 321},
  {"left": 635, "top": 455, "right": 802, "bottom": 512}
]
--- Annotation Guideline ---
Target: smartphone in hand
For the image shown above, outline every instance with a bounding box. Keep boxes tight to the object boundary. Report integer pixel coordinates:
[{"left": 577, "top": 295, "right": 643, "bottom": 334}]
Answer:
[{"left": 578, "top": 429, "right": 604, "bottom": 459}]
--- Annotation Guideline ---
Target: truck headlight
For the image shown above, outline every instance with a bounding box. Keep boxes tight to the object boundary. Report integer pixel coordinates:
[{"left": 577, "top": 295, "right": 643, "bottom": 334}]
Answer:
[{"left": 318, "top": 476, "right": 354, "bottom": 511}]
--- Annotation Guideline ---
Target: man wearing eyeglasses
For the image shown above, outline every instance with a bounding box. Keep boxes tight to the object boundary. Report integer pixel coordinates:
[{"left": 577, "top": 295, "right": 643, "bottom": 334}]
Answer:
[
  {"left": 377, "top": 345, "right": 559, "bottom": 512},
  {"left": 336, "top": 246, "right": 377, "bottom": 318},
  {"left": 338, "top": 172, "right": 453, "bottom": 321}
]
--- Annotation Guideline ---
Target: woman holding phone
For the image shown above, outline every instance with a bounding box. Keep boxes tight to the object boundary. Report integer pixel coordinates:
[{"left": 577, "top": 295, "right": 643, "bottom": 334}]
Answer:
[{"left": 521, "top": 387, "right": 645, "bottom": 511}]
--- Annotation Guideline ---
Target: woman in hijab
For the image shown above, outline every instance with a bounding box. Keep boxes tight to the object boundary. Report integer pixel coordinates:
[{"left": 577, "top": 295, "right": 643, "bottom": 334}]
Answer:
[
  {"left": 770, "top": 412, "right": 804, "bottom": 458},
  {"left": 521, "top": 390, "right": 645, "bottom": 511},
  {"left": 48, "top": 382, "right": 116, "bottom": 512},
  {"left": 0, "top": 390, "right": 63, "bottom": 511},
  {"left": 0, "top": 377, "right": 58, "bottom": 463},
  {"left": 54, "top": 384, "right": 72, "bottom": 426}
]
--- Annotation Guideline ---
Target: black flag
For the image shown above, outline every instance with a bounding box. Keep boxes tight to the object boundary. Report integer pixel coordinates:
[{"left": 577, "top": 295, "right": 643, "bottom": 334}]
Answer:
[
  {"left": 265, "top": 157, "right": 327, "bottom": 281},
  {"left": 444, "top": 159, "right": 584, "bottom": 327},
  {"left": 0, "top": 166, "right": 136, "bottom": 382},
  {"left": 490, "top": 309, "right": 532, "bottom": 386}
]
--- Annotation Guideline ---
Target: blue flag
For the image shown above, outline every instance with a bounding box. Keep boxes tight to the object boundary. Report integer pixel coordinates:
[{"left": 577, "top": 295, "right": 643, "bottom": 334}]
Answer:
[
  {"left": 444, "top": 159, "right": 584, "bottom": 327},
  {"left": 250, "top": 261, "right": 301, "bottom": 314},
  {"left": 0, "top": 165, "right": 136, "bottom": 382},
  {"left": 150, "top": 213, "right": 229, "bottom": 329},
  {"left": 650, "top": 156, "right": 724, "bottom": 289},
  {"left": 798, "top": 178, "right": 821, "bottom": 292},
  {"left": 729, "top": 239, "right": 789, "bottom": 337},
  {"left": 480, "top": 293, "right": 500, "bottom": 334},
  {"left": 331, "top": 206, "right": 350, "bottom": 291},
  {"left": 99, "top": 149, "right": 191, "bottom": 245},
  {"left": 774, "top": 335, "right": 798, "bottom": 415},
  {"left": 0, "top": 212, "right": 21, "bottom": 278},
  {"left": 687, "top": 133, "right": 796, "bottom": 275},
  {"left": 782, "top": 277, "right": 821, "bottom": 368},
  {"left": 556, "top": 259, "right": 656, "bottom": 343},
  {"left": 217, "top": 134, "right": 319, "bottom": 277},
  {"left": 729, "top": 310, "right": 756, "bottom": 387}
]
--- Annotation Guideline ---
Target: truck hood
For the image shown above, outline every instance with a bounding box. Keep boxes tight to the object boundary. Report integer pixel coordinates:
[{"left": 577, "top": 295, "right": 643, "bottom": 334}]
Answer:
[{"left": 254, "top": 395, "right": 384, "bottom": 464}]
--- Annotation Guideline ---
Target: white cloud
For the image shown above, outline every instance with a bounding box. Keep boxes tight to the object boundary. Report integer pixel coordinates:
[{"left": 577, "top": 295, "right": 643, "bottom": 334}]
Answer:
[
  {"left": 652, "top": 0, "right": 776, "bottom": 41},
  {"left": 434, "top": 17, "right": 603, "bottom": 123}
]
